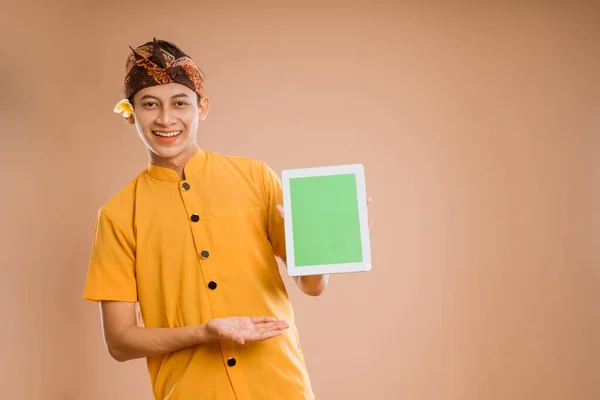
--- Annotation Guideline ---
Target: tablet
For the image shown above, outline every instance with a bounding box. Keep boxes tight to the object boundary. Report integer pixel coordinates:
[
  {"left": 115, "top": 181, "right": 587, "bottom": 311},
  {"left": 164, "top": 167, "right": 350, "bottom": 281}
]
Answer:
[{"left": 281, "top": 164, "right": 372, "bottom": 276}]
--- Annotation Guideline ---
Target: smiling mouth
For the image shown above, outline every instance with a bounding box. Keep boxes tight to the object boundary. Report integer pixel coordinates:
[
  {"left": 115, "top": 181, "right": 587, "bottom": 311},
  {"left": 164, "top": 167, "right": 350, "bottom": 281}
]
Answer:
[{"left": 153, "top": 131, "right": 182, "bottom": 138}]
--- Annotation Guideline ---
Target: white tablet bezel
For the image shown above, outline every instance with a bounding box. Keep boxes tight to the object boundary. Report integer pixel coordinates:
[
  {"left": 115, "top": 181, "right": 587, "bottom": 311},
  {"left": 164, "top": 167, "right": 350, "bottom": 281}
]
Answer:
[{"left": 281, "top": 164, "right": 372, "bottom": 277}]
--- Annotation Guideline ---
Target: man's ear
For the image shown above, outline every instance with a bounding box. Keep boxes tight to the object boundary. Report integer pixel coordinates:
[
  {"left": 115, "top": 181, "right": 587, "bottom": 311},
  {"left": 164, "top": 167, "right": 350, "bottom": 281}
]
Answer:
[
  {"left": 125, "top": 115, "right": 135, "bottom": 125},
  {"left": 198, "top": 97, "right": 210, "bottom": 121}
]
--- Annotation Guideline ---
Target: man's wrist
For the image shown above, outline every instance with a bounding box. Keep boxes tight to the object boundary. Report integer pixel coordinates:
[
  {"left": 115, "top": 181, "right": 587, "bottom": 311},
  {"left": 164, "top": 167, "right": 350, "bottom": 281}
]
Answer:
[{"left": 195, "top": 323, "right": 217, "bottom": 344}]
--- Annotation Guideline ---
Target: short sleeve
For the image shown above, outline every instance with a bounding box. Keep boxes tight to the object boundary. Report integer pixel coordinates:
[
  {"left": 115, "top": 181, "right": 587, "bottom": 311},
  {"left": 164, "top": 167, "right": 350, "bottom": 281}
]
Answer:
[
  {"left": 83, "top": 208, "right": 138, "bottom": 302},
  {"left": 261, "top": 162, "right": 286, "bottom": 261}
]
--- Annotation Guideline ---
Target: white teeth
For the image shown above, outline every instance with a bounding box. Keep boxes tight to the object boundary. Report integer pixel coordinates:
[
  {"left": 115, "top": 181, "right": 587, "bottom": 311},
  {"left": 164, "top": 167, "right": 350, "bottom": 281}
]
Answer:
[{"left": 154, "top": 131, "right": 182, "bottom": 137}]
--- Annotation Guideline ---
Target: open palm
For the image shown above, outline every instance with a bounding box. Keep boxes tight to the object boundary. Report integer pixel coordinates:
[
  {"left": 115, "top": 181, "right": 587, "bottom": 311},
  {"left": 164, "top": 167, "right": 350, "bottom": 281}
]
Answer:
[{"left": 207, "top": 316, "right": 289, "bottom": 345}]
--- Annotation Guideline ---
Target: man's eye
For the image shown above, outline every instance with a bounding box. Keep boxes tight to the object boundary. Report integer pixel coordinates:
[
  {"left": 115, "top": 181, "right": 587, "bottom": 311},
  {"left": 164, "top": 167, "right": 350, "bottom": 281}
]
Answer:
[
  {"left": 175, "top": 101, "right": 188, "bottom": 106},
  {"left": 143, "top": 102, "right": 157, "bottom": 107}
]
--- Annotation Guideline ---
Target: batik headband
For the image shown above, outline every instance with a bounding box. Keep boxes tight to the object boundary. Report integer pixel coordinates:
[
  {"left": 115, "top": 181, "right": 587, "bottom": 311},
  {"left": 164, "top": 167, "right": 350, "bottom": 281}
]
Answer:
[{"left": 114, "top": 38, "right": 205, "bottom": 119}]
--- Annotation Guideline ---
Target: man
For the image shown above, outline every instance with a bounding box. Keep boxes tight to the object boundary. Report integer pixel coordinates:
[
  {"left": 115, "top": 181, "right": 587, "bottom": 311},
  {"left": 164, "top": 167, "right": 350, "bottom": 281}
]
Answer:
[{"left": 83, "top": 38, "right": 372, "bottom": 400}]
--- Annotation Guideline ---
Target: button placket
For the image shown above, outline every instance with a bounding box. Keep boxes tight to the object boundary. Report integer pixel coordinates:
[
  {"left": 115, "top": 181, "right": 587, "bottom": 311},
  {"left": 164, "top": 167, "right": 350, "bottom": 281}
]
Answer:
[
  {"left": 180, "top": 180, "right": 213, "bottom": 287},
  {"left": 181, "top": 181, "right": 200, "bottom": 223},
  {"left": 181, "top": 178, "right": 245, "bottom": 390},
  {"left": 180, "top": 180, "right": 220, "bottom": 299},
  {"left": 219, "top": 340, "right": 250, "bottom": 397}
]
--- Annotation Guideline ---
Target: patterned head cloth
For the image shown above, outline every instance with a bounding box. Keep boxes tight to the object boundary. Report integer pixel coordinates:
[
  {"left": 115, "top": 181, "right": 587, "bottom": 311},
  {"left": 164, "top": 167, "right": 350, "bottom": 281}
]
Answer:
[{"left": 123, "top": 38, "right": 204, "bottom": 100}]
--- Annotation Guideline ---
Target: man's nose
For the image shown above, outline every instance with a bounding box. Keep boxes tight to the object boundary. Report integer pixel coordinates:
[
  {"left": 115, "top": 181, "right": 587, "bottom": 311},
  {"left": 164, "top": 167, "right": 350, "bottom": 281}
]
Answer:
[{"left": 157, "top": 107, "right": 175, "bottom": 125}]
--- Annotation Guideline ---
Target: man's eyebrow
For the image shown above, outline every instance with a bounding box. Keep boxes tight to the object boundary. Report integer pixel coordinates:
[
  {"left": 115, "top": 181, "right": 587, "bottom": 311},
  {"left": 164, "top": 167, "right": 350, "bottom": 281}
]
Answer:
[{"left": 139, "top": 93, "right": 191, "bottom": 101}]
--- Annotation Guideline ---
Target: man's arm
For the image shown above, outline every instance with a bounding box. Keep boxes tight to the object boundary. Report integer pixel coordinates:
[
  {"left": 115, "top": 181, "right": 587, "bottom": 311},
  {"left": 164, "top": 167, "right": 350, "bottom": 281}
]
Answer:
[
  {"left": 262, "top": 164, "right": 329, "bottom": 296},
  {"left": 100, "top": 301, "right": 214, "bottom": 362},
  {"left": 99, "top": 301, "right": 289, "bottom": 362}
]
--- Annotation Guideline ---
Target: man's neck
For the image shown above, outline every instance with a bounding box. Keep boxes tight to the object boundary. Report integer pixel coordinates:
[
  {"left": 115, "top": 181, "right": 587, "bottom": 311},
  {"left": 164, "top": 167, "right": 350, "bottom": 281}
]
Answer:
[{"left": 149, "top": 145, "right": 199, "bottom": 180}]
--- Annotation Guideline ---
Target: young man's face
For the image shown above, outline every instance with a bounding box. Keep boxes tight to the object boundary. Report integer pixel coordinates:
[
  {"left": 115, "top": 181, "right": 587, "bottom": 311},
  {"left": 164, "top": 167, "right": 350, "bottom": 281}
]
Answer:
[{"left": 130, "top": 83, "right": 209, "bottom": 161}]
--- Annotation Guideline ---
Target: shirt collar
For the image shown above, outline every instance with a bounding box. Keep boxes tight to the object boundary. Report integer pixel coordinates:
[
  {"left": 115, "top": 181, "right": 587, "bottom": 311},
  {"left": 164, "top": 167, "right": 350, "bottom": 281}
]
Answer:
[{"left": 146, "top": 148, "right": 207, "bottom": 182}]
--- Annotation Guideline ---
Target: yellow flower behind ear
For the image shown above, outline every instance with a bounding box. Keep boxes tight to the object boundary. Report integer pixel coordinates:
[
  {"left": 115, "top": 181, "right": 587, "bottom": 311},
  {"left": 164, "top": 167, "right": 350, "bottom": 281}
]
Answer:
[{"left": 114, "top": 99, "right": 134, "bottom": 118}]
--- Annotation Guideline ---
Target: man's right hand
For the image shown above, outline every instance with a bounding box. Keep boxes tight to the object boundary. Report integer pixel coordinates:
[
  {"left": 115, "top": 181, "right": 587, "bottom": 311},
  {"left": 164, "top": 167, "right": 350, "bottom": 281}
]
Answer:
[{"left": 206, "top": 316, "right": 289, "bottom": 345}]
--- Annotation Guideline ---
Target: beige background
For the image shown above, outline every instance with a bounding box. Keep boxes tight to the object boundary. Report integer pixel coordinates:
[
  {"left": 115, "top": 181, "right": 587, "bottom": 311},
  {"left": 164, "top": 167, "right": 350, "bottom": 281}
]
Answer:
[{"left": 1, "top": 1, "right": 600, "bottom": 399}]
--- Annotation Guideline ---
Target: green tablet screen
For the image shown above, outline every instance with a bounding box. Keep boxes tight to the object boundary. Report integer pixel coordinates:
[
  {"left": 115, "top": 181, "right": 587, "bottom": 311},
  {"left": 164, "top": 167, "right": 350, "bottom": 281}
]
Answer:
[{"left": 288, "top": 173, "right": 363, "bottom": 267}]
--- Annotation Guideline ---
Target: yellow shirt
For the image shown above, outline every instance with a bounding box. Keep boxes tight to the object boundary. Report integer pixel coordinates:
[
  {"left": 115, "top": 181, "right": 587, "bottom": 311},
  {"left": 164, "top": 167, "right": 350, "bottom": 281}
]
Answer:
[{"left": 83, "top": 148, "right": 314, "bottom": 400}]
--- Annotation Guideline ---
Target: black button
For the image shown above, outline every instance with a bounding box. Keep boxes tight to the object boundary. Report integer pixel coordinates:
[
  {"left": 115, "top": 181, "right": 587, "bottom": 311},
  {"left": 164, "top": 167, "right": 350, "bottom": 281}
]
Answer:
[
  {"left": 200, "top": 250, "right": 210, "bottom": 259},
  {"left": 182, "top": 182, "right": 191, "bottom": 191},
  {"left": 227, "top": 358, "right": 236, "bottom": 367},
  {"left": 208, "top": 281, "right": 217, "bottom": 290},
  {"left": 191, "top": 214, "right": 200, "bottom": 222}
]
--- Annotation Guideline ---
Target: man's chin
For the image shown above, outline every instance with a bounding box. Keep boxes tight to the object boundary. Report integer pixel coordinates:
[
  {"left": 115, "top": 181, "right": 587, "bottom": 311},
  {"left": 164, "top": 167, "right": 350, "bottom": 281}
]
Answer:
[
  {"left": 153, "top": 148, "right": 181, "bottom": 158},
  {"left": 149, "top": 141, "right": 197, "bottom": 161}
]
